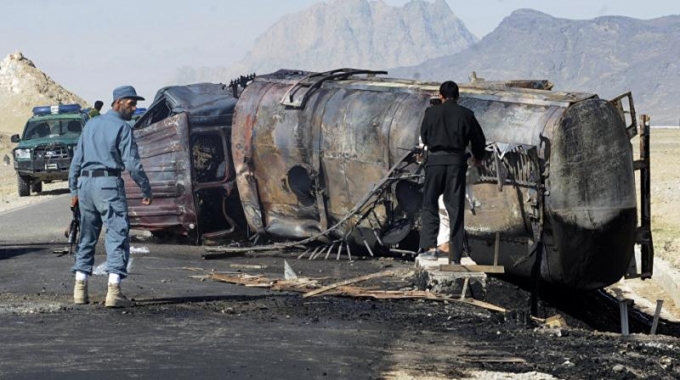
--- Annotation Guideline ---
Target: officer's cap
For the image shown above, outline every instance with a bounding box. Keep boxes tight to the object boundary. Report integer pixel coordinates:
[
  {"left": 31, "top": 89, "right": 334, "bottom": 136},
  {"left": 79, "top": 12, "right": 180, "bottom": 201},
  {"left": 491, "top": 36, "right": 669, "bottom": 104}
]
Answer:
[{"left": 112, "top": 85, "right": 145, "bottom": 102}]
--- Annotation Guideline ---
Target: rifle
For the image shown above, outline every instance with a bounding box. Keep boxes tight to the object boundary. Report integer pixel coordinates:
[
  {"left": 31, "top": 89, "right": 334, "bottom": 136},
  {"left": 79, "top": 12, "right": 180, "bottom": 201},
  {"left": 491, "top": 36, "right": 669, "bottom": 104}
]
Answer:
[{"left": 67, "top": 203, "right": 80, "bottom": 256}]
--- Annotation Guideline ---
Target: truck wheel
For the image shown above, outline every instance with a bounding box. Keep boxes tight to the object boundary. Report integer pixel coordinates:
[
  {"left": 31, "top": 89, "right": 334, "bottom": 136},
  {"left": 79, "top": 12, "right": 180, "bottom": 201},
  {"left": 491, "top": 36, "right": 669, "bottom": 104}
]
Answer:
[
  {"left": 17, "top": 175, "right": 30, "bottom": 197},
  {"left": 31, "top": 181, "right": 43, "bottom": 194}
]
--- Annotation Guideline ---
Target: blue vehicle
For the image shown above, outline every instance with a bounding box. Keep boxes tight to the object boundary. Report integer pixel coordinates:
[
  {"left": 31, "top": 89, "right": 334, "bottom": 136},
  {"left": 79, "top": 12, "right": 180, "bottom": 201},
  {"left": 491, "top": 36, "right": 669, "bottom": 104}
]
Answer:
[
  {"left": 128, "top": 107, "right": 146, "bottom": 126},
  {"left": 11, "top": 104, "right": 89, "bottom": 196}
]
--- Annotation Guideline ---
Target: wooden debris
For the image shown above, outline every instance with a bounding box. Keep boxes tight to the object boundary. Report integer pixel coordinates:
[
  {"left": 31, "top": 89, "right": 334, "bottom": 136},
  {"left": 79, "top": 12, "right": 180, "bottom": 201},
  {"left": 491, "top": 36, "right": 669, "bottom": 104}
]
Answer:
[
  {"left": 462, "top": 299, "right": 508, "bottom": 313},
  {"left": 302, "top": 269, "right": 405, "bottom": 298},
  {"left": 531, "top": 314, "right": 568, "bottom": 328},
  {"left": 334, "top": 286, "right": 452, "bottom": 301},
  {"left": 440, "top": 264, "right": 505, "bottom": 274},
  {"left": 229, "top": 263, "right": 268, "bottom": 269},
  {"left": 210, "top": 273, "right": 267, "bottom": 286},
  {"left": 202, "top": 270, "right": 523, "bottom": 314}
]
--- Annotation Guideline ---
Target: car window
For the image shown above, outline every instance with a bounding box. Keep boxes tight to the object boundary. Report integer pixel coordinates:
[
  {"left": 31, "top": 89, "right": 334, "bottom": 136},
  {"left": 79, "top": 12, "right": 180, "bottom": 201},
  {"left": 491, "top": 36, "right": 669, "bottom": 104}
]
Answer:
[{"left": 23, "top": 118, "right": 83, "bottom": 140}]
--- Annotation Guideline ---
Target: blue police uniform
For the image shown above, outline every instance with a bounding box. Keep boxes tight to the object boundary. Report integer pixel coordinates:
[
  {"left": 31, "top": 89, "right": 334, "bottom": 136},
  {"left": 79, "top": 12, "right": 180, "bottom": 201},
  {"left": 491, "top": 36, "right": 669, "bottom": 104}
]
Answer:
[{"left": 68, "top": 110, "right": 152, "bottom": 279}]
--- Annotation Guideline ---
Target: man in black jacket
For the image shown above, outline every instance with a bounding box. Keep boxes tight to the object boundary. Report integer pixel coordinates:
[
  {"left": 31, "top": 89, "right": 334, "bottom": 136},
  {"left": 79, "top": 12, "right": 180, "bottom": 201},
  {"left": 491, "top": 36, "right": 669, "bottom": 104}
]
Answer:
[{"left": 419, "top": 81, "right": 486, "bottom": 263}]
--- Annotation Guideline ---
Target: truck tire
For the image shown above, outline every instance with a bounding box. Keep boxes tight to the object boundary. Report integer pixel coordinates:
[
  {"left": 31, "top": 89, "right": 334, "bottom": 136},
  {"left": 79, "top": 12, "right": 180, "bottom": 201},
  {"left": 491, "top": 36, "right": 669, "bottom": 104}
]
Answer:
[
  {"left": 17, "top": 174, "right": 30, "bottom": 197},
  {"left": 31, "top": 181, "right": 43, "bottom": 194}
]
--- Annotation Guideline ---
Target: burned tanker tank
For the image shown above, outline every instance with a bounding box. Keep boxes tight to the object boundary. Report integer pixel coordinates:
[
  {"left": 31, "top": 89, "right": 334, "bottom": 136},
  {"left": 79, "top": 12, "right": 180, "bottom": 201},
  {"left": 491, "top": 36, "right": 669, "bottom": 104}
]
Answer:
[{"left": 230, "top": 69, "right": 652, "bottom": 290}]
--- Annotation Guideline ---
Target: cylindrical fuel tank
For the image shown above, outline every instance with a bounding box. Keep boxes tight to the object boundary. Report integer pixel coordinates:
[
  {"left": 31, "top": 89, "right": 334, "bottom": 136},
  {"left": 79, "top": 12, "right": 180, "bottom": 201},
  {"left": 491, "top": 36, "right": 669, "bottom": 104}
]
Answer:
[{"left": 231, "top": 69, "right": 636, "bottom": 289}]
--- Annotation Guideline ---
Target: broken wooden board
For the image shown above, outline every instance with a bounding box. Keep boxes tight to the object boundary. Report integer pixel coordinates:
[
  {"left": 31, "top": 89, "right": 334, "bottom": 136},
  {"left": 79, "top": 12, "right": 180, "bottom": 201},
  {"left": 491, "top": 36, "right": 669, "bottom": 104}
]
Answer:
[
  {"left": 202, "top": 270, "right": 519, "bottom": 314},
  {"left": 302, "top": 269, "right": 407, "bottom": 298},
  {"left": 209, "top": 273, "right": 268, "bottom": 286},
  {"left": 334, "top": 286, "right": 453, "bottom": 301},
  {"left": 439, "top": 264, "right": 505, "bottom": 274}
]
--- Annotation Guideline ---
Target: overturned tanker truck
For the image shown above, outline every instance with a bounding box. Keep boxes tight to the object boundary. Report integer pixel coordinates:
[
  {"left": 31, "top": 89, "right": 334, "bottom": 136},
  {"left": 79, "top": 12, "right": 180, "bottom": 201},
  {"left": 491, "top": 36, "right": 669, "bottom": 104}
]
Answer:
[{"left": 126, "top": 68, "right": 654, "bottom": 290}]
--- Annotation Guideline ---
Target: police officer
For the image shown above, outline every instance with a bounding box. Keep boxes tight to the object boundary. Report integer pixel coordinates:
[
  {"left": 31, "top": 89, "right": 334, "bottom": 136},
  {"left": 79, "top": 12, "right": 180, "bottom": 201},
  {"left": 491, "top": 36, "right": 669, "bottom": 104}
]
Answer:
[
  {"left": 68, "top": 85, "right": 153, "bottom": 308},
  {"left": 88, "top": 100, "right": 103, "bottom": 118},
  {"left": 419, "top": 81, "right": 486, "bottom": 263}
]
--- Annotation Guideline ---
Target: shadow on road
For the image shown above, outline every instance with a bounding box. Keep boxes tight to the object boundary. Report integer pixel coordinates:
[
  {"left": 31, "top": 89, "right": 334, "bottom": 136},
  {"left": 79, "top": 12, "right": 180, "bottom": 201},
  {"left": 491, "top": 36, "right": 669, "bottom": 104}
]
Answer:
[
  {"left": 0, "top": 242, "right": 54, "bottom": 260},
  {"left": 133, "top": 294, "right": 271, "bottom": 306},
  {"left": 36, "top": 188, "right": 70, "bottom": 196}
]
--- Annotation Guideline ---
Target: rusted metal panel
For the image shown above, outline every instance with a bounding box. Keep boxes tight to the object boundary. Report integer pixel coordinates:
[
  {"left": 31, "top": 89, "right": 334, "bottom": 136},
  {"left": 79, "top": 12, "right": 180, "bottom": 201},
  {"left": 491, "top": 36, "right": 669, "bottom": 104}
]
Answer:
[
  {"left": 126, "top": 83, "right": 245, "bottom": 243},
  {"left": 231, "top": 69, "right": 640, "bottom": 289},
  {"left": 125, "top": 113, "right": 197, "bottom": 236}
]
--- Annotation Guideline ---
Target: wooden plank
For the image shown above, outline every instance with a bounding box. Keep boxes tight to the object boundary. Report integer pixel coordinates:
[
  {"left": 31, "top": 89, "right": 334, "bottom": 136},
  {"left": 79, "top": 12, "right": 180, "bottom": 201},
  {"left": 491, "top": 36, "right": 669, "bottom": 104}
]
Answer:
[
  {"left": 440, "top": 264, "right": 505, "bottom": 273},
  {"left": 302, "top": 269, "right": 401, "bottom": 298},
  {"left": 462, "top": 299, "right": 508, "bottom": 313},
  {"left": 209, "top": 273, "right": 266, "bottom": 286},
  {"left": 334, "top": 287, "right": 453, "bottom": 301}
]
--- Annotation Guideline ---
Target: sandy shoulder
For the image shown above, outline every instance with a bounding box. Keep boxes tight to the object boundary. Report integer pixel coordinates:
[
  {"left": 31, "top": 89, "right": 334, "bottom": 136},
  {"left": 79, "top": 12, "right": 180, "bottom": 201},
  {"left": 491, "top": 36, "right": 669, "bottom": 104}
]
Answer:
[{"left": 0, "top": 162, "right": 70, "bottom": 214}]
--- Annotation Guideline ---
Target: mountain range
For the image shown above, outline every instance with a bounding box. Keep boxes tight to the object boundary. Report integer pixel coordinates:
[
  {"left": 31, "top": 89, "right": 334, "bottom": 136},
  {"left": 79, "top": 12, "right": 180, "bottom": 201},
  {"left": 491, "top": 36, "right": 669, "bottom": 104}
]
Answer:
[
  {"left": 173, "top": 0, "right": 477, "bottom": 85},
  {"left": 392, "top": 9, "right": 680, "bottom": 125},
  {"left": 2, "top": 1, "right": 678, "bottom": 130}
]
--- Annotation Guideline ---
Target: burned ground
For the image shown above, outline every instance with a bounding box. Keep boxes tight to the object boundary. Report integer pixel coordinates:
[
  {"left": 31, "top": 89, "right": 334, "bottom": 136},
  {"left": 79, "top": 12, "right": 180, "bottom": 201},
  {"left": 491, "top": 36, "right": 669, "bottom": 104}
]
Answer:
[
  {"left": 1, "top": 237, "right": 678, "bottom": 379},
  {"left": 1, "top": 185, "right": 680, "bottom": 379}
]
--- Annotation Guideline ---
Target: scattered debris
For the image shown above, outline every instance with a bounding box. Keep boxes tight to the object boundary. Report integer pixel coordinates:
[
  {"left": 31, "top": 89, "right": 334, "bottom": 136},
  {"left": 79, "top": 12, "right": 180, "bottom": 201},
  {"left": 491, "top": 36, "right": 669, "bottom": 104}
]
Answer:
[
  {"left": 302, "top": 269, "right": 408, "bottom": 298},
  {"left": 130, "top": 246, "right": 150, "bottom": 254},
  {"left": 284, "top": 260, "right": 297, "bottom": 280},
  {"left": 229, "top": 263, "right": 268, "bottom": 269}
]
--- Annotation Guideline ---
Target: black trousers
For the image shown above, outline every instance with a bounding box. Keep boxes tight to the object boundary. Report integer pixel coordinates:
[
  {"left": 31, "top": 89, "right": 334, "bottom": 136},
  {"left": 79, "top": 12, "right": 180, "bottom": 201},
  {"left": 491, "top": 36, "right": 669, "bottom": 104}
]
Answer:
[{"left": 419, "top": 163, "right": 467, "bottom": 261}]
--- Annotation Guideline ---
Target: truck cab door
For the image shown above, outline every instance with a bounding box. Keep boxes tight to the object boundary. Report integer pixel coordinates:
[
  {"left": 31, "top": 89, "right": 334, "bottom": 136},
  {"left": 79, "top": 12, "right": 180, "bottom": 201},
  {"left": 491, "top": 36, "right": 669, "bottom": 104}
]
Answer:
[{"left": 125, "top": 113, "right": 198, "bottom": 240}]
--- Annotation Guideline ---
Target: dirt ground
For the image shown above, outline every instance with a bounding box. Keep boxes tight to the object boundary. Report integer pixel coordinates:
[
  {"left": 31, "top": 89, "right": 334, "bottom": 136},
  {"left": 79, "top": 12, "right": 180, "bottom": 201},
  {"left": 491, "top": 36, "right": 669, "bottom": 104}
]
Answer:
[{"left": 636, "top": 129, "right": 680, "bottom": 268}]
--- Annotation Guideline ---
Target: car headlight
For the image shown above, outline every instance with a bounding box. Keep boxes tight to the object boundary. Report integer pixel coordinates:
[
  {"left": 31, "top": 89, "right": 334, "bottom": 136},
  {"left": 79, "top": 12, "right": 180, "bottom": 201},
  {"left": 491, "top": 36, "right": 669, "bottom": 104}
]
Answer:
[{"left": 14, "top": 149, "right": 31, "bottom": 160}]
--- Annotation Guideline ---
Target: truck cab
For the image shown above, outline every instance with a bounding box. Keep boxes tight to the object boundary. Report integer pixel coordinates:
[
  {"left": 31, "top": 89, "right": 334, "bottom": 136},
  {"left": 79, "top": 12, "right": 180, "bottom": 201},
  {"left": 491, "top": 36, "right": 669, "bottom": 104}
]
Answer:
[{"left": 10, "top": 104, "right": 88, "bottom": 196}]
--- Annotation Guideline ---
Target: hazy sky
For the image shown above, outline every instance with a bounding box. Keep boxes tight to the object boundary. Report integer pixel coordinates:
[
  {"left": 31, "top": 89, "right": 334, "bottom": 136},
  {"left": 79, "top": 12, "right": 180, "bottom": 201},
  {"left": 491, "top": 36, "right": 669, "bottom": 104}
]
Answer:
[{"left": 1, "top": 0, "right": 678, "bottom": 109}]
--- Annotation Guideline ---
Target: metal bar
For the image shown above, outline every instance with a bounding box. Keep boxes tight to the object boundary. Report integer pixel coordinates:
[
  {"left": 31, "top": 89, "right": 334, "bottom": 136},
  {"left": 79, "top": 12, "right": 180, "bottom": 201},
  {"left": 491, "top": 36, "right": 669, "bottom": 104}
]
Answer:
[
  {"left": 494, "top": 151, "right": 503, "bottom": 192},
  {"left": 357, "top": 228, "right": 375, "bottom": 257},
  {"left": 372, "top": 228, "right": 384, "bottom": 247},
  {"left": 650, "top": 300, "right": 664, "bottom": 335},
  {"left": 306, "top": 246, "right": 321, "bottom": 260},
  {"left": 362, "top": 239, "right": 375, "bottom": 257},
  {"left": 639, "top": 114, "right": 654, "bottom": 278},
  {"left": 493, "top": 232, "right": 500, "bottom": 267},
  {"left": 297, "top": 248, "right": 311, "bottom": 260},
  {"left": 311, "top": 245, "right": 329, "bottom": 260},
  {"left": 323, "top": 243, "right": 335, "bottom": 261},
  {"left": 619, "top": 299, "right": 630, "bottom": 336}
]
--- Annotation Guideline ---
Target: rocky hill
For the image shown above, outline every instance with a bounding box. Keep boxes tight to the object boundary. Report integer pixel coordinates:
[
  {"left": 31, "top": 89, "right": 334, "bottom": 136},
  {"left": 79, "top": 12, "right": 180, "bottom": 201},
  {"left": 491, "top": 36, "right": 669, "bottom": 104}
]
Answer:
[
  {"left": 391, "top": 9, "right": 680, "bottom": 125},
  {"left": 0, "top": 51, "right": 88, "bottom": 135},
  {"left": 174, "top": 0, "right": 477, "bottom": 84}
]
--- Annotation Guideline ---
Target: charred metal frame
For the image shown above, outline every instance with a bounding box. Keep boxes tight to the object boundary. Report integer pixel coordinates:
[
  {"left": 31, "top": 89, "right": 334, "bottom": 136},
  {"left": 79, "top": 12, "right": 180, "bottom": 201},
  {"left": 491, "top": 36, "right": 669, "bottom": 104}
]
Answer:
[
  {"left": 635, "top": 114, "right": 654, "bottom": 278},
  {"left": 204, "top": 148, "right": 423, "bottom": 259},
  {"left": 610, "top": 91, "right": 653, "bottom": 279},
  {"left": 280, "top": 68, "right": 388, "bottom": 108}
]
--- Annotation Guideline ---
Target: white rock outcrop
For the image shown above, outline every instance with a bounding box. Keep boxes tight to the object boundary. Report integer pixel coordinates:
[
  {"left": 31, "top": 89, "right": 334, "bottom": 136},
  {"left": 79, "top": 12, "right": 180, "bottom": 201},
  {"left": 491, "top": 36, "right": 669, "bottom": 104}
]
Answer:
[{"left": 0, "top": 51, "right": 88, "bottom": 134}]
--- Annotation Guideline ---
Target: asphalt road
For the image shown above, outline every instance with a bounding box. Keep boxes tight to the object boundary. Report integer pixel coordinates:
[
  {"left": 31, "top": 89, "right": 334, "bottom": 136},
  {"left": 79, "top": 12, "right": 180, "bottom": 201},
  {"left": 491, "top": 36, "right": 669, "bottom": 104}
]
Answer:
[
  {"left": 0, "top": 191, "right": 72, "bottom": 243},
  {"left": 1, "top": 197, "right": 680, "bottom": 379},
  {"left": 0, "top": 196, "right": 443, "bottom": 379}
]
